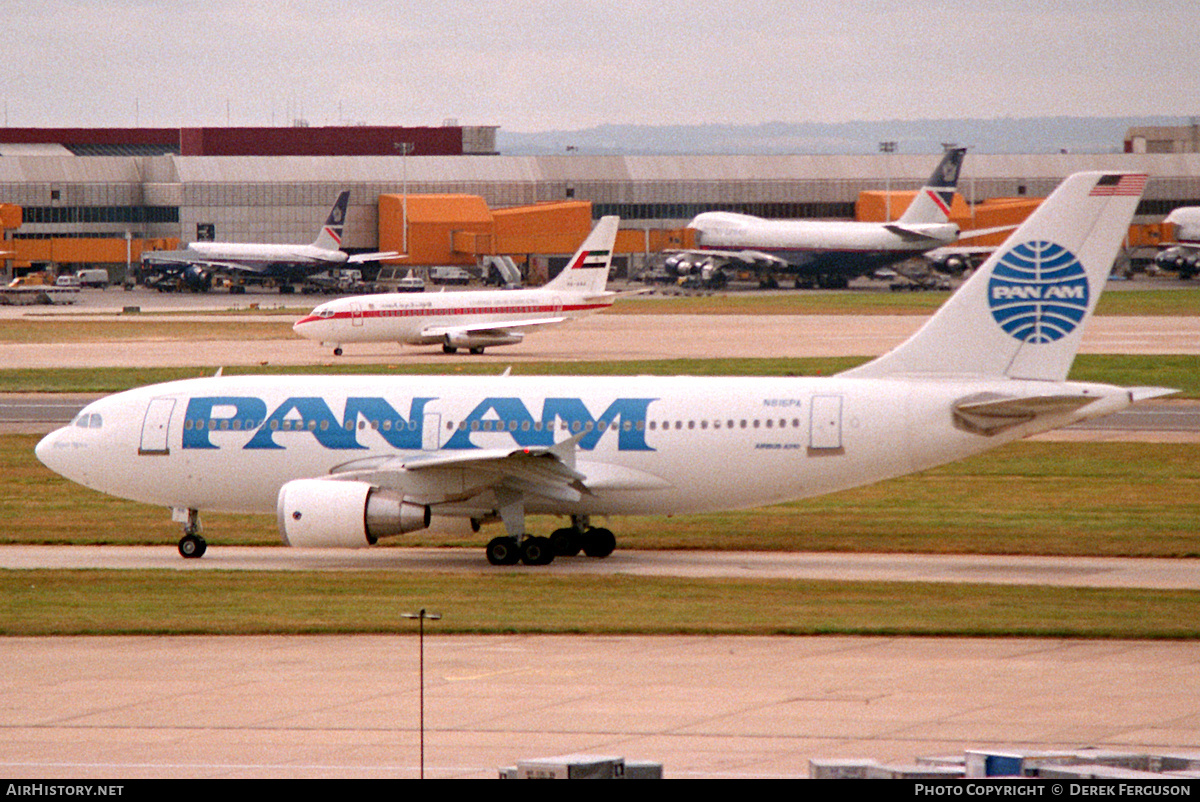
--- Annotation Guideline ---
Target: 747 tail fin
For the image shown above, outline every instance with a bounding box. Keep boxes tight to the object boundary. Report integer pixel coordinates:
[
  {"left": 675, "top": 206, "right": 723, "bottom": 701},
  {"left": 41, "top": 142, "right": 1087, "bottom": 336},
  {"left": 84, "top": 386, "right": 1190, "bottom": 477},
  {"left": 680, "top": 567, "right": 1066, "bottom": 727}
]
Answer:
[
  {"left": 896, "top": 147, "right": 967, "bottom": 225},
  {"left": 843, "top": 172, "right": 1147, "bottom": 382},
  {"left": 312, "top": 191, "right": 351, "bottom": 251}
]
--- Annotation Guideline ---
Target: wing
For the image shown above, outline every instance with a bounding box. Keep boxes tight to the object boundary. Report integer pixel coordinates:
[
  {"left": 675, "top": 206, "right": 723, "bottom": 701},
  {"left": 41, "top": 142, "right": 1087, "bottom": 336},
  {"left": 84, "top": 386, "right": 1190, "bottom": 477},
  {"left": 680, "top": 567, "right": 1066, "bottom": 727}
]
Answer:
[
  {"left": 327, "top": 434, "right": 589, "bottom": 509},
  {"left": 664, "top": 249, "right": 789, "bottom": 269},
  {"left": 324, "top": 432, "right": 671, "bottom": 516},
  {"left": 422, "top": 317, "right": 569, "bottom": 339}
]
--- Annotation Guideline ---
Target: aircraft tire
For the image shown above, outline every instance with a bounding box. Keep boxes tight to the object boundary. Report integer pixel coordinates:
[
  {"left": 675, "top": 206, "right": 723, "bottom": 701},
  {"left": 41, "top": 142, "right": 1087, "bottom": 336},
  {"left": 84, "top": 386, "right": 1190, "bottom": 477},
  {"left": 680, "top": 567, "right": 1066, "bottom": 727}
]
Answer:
[
  {"left": 486, "top": 536, "right": 521, "bottom": 566},
  {"left": 520, "top": 536, "right": 555, "bottom": 566},
  {"left": 550, "top": 527, "right": 582, "bottom": 557},
  {"left": 582, "top": 528, "right": 616, "bottom": 558},
  {"left": 442, "top": 344, "right": 458, "bottom": 354},
  {"left": 178, "top": 534, "right": 207, "bottom": 559},
  {"left": 469, "top": 347, "right": 485, "bottom": 355},
  {"left": 333, "top": 347, "right": 343, "bottom": 356}
]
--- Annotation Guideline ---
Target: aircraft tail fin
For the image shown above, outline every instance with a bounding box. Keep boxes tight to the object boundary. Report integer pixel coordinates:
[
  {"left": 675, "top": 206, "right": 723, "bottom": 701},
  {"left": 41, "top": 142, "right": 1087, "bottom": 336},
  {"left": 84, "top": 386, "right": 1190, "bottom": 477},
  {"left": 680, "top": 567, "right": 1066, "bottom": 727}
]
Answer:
[
  {"left": 543, "top": 216, "right": 620, "bottom": 295},
  {"left": 896, "top": 147, "right": 967, "bottom": 224},
  {"left": 312, "top": 191, "right": 351, "bottom": 251},
  {"left": 842, "top": 171, "right": 1147, "bottom": 382}
]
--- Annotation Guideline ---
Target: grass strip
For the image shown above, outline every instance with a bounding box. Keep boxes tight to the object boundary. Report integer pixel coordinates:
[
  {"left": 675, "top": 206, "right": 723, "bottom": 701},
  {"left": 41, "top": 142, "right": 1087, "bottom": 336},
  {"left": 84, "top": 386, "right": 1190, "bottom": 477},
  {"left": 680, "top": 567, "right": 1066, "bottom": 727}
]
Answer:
[
  {"left": 3, "top": 570, "right": 1199, "bottom": 638},
  {"left": 0, "top": 354, "right": 1196, "bottom": 395}
]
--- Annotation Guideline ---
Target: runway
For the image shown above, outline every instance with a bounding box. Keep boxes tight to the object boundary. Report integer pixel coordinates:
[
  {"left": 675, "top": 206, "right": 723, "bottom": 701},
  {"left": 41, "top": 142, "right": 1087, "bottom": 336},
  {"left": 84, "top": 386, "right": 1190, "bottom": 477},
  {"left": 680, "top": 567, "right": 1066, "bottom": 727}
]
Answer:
[
  {"left": 3, "top": 545, "right": 1200, "bottom": 590},
  {"left": 2, "top": 313, "right": 1199, "bottom": 368}
]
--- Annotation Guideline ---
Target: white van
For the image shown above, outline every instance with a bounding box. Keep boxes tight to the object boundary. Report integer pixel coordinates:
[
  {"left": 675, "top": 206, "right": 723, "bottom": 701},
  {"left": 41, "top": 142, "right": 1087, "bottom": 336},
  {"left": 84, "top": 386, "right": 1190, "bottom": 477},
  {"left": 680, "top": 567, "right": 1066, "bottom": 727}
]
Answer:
[{"left": 75, "top": 269, "right": 110, "bottom": 288}]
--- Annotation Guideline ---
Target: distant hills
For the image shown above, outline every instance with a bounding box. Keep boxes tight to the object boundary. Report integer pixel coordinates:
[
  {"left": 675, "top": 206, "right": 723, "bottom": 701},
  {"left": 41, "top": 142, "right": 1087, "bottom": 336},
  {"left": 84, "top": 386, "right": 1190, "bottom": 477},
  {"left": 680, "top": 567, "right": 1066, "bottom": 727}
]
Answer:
[{"left": 497, "top": 116, "right": 1192, "bottom": 156}]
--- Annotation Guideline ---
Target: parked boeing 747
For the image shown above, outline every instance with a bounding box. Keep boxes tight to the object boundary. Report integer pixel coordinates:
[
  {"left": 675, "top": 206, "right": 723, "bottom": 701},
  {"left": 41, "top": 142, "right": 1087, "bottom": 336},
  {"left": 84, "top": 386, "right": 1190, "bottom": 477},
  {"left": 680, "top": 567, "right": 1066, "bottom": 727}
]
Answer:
[
  {"left": 140, "top": 191, "right": 401, "bottom": 293},
  {"left": 669, "top": 147, "right": 967, "bottom": 288},
  {"left": 37, "top": 172, "right": 1168, "bottom": 566},
  {"left": 293, "top": 216, "right": 620, "bottom": 355},
  {"left": 1153, "top": 206, "right": 1200, "bottom": 280}
]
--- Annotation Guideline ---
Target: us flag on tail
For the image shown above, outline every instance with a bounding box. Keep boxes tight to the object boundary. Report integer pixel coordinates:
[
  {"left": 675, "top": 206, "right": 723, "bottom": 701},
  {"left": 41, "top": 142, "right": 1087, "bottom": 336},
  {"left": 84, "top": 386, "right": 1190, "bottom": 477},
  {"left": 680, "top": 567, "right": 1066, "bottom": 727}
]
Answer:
[{"left": 1089, "top": 174, "right": 1148, "bottom": 196}]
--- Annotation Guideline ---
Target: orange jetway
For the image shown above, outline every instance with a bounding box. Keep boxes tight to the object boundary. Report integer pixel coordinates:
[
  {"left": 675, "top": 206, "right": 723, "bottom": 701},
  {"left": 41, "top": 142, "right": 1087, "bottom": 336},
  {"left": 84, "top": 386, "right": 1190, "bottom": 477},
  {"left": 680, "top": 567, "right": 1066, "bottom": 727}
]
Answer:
[
  {"left": 379, "top": 195, "right": 601, "bottom": 265},
  {"left": 7, "top": 237, "right": 180, "bottom": 269}
]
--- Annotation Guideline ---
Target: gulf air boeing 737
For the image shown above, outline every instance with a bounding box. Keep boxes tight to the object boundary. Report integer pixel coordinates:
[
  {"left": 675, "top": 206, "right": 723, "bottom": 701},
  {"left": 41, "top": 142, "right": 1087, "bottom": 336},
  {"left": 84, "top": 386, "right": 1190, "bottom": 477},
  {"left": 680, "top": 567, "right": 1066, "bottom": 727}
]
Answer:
[
  {"left": 293, "top": 216, "right": 620, "bottom": 355},
  {"left": 37, "top": 172, "right": 1169, "bottom": 566}
]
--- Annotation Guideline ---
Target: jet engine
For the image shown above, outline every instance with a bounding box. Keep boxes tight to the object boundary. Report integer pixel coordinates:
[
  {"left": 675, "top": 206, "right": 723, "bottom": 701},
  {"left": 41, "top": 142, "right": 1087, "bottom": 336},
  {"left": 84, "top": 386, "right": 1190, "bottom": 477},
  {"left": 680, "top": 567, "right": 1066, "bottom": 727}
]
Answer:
[
  {"left": 276, "top": 479, "right": 430, "bottom": 548},
  {"left": 444, "top": 331, "right": 524, "bottom": 350},
  {"left": 182, "top": 265, "right": 213, "bottom": 292}
]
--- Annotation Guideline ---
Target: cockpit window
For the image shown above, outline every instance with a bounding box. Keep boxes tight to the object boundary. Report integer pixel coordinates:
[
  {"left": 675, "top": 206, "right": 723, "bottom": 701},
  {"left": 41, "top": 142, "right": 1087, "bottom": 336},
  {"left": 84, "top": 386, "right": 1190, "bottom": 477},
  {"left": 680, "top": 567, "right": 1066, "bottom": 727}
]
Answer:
[
  {"left": 317, "top": 308, "right": 335, "bottom": 319},
  {"left": 73, "top": 413, "right": 102, "bottom": 429}
]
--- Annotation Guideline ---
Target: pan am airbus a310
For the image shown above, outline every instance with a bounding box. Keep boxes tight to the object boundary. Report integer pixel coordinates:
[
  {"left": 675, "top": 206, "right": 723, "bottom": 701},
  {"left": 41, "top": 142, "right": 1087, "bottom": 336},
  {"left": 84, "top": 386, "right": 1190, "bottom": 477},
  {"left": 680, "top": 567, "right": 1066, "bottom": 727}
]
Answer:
[{"left": 37, "top": 171, "right": 1170, "bottom": 566}]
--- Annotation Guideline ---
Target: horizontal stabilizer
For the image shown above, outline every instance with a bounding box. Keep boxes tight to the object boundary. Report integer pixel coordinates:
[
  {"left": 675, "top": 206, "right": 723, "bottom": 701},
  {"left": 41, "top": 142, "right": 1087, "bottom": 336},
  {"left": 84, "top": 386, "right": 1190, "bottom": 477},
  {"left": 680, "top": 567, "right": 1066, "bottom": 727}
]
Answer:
[
  {"left": 952, "top": 392, "right": 1098, "bottom": 436},
  {"left": 883, "top": 224, "right": 945, "bottom": 243},
  {"left": 347, "top": 251, "right": 404, "bottom": 264},
  {"left": 1128, "top": 386, "right": 1180, "bottom": 403}
]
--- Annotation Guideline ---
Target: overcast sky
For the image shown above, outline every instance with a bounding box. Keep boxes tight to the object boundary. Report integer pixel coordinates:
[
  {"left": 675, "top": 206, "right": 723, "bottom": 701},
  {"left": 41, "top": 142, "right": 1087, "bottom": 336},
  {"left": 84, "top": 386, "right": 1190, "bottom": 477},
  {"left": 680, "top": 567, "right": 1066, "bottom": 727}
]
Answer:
[{"left": 7, "top": 1, "right": 1197, "bottom": 132}]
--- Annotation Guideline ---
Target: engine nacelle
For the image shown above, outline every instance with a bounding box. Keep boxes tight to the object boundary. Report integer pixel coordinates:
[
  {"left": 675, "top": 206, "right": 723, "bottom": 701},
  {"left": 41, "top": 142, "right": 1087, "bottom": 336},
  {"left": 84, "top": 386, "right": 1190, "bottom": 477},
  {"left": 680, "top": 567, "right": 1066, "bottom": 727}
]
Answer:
[
  {"left": 276, "top": 479, "right": 431, "bottom": 548},
  {"left": 444, "top": 331, "right": 524, "bottom": 349}
]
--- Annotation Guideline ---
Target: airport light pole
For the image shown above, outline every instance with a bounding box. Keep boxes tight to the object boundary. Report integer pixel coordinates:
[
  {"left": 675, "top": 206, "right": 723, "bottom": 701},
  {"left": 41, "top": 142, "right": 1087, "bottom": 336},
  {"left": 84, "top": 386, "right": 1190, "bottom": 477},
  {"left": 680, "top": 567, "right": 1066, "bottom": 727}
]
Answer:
[
  {"left": 402, "top": 608, "right": 441, "bottom": 778},
  {"left": 879, "top": 141, "right": 896, "bottom": 222},
  {"left": 395, "top": 142, "right": 414, "bottom": 255}
]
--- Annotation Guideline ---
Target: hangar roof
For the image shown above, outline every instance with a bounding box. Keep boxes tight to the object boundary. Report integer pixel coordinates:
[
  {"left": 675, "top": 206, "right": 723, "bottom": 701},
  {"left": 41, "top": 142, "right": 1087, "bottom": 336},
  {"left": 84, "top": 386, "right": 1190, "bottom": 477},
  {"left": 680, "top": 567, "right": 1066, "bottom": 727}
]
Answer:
[{"left": 0, "top": 152, "right": 1196, "bottom": 186}]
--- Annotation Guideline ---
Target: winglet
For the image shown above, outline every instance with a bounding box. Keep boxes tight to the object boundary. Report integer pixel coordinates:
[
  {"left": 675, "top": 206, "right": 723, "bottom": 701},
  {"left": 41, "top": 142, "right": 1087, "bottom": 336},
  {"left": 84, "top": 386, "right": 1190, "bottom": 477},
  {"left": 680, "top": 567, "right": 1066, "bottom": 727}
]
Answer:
[{"left": 548, "top": 431, "right": 587, "bottom": 471}]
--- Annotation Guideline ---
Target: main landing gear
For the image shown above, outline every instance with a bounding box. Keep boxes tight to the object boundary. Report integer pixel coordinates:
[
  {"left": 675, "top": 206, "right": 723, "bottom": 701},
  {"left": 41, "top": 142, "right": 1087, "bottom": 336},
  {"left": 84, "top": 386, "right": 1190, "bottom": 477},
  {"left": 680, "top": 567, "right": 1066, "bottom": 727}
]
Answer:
[
  {"left": 441, "top": 344, "right": 486, "bottom": 355},
  {"left": 485, "top": 515, "right": 616, "bottom": 567},
  {"left": 175, "top": 507, "right": 207, "bottom": 559}
]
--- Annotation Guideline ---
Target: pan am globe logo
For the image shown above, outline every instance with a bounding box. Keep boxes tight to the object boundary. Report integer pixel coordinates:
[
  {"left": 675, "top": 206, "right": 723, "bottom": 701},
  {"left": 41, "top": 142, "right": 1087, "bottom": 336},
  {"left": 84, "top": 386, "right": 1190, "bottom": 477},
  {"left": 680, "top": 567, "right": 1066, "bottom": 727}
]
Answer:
[{"left": 988, "top": 241, "right": 1090, "bottom": 344}]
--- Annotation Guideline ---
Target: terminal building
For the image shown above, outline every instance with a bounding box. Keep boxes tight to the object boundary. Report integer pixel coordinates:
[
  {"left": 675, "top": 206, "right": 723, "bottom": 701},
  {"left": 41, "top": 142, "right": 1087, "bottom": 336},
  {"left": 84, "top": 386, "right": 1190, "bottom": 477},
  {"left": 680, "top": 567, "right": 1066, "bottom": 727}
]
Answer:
[{"left": 1, "top": 124, "right": 1198, "bottom": 278}]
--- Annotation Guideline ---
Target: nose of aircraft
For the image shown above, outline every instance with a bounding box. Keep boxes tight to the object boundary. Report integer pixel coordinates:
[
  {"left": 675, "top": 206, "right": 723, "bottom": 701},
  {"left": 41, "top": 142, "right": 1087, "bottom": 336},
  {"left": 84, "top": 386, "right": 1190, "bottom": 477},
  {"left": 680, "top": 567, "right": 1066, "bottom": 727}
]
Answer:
[
  {"left": 35, "top": 427, "right": 67, "bottom": 476},
  {"left": 293, "top": 309, "right": 324, "bottom": 334}
]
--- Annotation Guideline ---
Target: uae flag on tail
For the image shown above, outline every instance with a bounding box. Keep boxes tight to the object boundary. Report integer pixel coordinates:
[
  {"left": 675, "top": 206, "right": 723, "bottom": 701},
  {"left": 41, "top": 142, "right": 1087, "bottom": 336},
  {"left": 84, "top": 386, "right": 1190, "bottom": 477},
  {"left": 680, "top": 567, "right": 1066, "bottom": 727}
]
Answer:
[
  {"left": 570, "top": 249, "right": 610, "bottom": 269},
  {"left": 1089, "top": 174, "right": 1148, "bottom": 196}
]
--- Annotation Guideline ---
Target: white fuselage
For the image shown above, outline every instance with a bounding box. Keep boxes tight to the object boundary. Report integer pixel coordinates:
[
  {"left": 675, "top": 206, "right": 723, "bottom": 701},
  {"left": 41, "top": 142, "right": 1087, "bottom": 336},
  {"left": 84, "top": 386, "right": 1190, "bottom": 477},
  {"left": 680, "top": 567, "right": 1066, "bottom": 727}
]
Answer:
[
  {"left": 35, "top": 373, "right": 1132, "bottom": 519},
  {"left": 691, "top": 212, "right": 959, "bottom": 261},
  {"left": 188, "top": 241, "right": 349, "bottom": 266},
  {"left": 1164, "top": 207, "right": 1200, "bottom": 244},
  {"left": 293, "top": 288, "right": 613, "bottom": 347}
]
